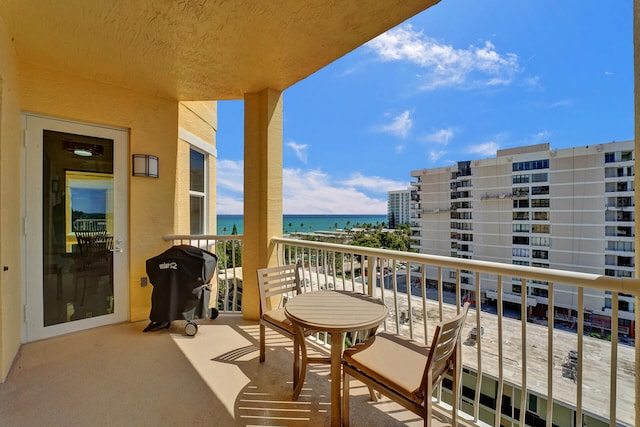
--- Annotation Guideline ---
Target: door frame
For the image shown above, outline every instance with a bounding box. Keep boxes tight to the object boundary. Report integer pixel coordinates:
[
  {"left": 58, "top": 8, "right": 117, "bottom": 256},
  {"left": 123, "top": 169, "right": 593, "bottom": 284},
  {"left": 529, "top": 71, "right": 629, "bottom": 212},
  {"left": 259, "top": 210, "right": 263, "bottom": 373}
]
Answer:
[{"left": 22, "top": 114, "right": 130, "bottom": 342}]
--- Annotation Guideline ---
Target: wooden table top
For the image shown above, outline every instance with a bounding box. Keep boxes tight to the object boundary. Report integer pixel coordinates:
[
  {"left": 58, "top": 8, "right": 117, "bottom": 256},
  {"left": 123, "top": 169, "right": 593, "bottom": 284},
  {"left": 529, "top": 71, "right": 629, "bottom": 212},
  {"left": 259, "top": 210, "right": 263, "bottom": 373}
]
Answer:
[{"left": 284, "top": 290, "right": 388, "bottom": 333}]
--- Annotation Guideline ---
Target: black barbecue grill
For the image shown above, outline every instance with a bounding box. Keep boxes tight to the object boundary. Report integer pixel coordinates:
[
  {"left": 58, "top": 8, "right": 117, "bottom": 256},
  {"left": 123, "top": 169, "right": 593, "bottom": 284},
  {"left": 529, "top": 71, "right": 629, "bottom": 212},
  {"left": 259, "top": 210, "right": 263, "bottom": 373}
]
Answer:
[{"left": 144, "top": 245, "right": 218, "bottom": 335}]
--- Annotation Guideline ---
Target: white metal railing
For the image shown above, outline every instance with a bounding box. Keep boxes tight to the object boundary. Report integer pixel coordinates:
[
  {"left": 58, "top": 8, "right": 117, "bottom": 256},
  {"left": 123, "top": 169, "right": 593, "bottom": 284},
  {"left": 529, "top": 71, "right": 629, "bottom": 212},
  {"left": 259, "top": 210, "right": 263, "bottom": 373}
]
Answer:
[
  {"left": 163, "top": 234, "right": 243, "bottom": 314},
  {"left": 161, "top": 233, "right": 638, "bottom": 426},
  {"left": 273, "top": 236, "right": 639, "bottom": 427}
]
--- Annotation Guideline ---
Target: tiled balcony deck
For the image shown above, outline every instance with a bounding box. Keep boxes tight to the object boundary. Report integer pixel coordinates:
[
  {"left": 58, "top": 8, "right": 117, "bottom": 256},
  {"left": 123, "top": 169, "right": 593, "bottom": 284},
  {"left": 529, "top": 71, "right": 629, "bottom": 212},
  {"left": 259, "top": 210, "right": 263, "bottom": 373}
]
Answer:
[{"left": 0, "top": 315, "right": 464, "bottom": 426}]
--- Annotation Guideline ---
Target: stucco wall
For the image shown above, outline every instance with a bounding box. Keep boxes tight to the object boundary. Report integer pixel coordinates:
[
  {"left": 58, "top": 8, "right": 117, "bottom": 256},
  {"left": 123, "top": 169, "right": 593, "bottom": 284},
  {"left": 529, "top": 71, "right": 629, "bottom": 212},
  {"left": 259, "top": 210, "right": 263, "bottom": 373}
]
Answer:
[
  {"left": 19, "top": 62, "right": 180, "bottom": 323},
  {"left": 0, "top": 18, "right": 24, "bottom": 382},
  {"left": 176, "top": 101, "right": 217, "bottom": 235}
]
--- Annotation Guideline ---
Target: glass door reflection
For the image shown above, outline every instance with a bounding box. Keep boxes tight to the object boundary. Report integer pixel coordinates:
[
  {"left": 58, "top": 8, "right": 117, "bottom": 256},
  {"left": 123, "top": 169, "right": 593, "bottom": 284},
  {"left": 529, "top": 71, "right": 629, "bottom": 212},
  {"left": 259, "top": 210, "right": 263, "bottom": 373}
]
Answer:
[{"left": 43, "top": 131, "right": 114, "bottom": 326}]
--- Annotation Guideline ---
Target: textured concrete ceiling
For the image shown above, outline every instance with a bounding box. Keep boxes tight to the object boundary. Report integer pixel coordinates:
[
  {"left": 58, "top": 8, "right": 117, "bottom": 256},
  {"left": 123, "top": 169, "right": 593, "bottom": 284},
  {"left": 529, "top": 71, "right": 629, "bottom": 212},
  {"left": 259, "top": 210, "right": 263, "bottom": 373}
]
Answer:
[{"left": 0, "top": 0, "right": 440, "bottom": 101}]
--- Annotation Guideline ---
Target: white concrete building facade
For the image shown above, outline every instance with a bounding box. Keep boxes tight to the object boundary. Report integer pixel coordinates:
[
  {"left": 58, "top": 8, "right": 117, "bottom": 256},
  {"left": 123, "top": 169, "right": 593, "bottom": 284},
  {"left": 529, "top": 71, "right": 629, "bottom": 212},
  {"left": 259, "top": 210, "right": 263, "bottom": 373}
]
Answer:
[
  {"left": 410, "top": 141, "right": 635, "bottom": 340},
  {"left": 387, "top": 188, "right": 413, "bottom": 227}
]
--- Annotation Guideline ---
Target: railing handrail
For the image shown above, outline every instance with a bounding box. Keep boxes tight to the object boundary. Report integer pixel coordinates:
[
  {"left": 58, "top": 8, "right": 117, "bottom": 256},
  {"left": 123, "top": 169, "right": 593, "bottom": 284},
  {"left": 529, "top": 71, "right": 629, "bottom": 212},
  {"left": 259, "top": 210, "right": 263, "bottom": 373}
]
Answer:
[
  {"left": 163, "top": 234, "right": 244, "bottom": 242},
  {"left": 276, "top": 236, "right": 638, "bottom": 426},
  {"left": 273, "top": 237, "right": 640, "bottom": 294}
]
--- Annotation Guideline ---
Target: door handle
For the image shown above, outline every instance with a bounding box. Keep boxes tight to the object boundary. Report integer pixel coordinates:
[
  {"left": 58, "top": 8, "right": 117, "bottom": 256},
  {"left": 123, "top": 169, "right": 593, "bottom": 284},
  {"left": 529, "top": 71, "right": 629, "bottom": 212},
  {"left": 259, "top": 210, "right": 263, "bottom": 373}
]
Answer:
[{"left": 111, "top": 238, "right": 123, "bottom": 252}]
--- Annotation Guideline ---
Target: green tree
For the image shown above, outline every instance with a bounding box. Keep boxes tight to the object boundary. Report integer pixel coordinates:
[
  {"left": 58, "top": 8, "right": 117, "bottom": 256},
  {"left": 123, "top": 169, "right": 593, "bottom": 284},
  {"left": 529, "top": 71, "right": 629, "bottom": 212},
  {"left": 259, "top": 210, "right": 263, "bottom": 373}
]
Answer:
[{"left": 219, "top": 225, "right": 242, "bottom": 269}]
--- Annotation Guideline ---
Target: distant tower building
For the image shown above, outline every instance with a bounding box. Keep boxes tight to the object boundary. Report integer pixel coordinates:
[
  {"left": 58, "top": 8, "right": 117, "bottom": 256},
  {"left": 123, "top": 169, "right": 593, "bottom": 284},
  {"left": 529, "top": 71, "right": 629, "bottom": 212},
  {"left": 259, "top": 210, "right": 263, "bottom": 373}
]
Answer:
[
  {"left": 387, "top": 189, "right": 413, "bottom": 228},
  {"left": 410, "top": 140, "right": 635, "bottom": 339}
]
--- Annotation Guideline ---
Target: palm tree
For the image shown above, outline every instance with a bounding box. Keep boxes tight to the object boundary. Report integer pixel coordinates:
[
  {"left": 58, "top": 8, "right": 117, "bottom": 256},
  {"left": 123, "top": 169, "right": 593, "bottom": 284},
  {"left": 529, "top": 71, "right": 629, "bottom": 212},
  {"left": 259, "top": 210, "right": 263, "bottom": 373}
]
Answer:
[
  {"left": 346, "top": 220, "right": 351, "bottom": 230},
  {"left": 288, "top": 222, "right": 292, "bottom": 232}
]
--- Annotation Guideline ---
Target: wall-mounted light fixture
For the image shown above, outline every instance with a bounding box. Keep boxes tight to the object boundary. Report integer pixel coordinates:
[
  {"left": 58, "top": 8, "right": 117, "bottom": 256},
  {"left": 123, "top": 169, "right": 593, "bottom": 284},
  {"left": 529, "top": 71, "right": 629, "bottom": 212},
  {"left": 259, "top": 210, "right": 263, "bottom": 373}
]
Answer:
[{"left": 132, "top": 154, "right": 159, "bottom": 178}]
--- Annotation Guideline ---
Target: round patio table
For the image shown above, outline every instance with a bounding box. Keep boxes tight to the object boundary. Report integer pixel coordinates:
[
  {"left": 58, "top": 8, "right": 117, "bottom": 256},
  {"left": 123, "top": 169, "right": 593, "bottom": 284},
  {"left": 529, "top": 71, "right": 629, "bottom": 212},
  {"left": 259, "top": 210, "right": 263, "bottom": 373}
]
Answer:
[{"left": 284, "top": 290, "right": 388, "bottom": 427}]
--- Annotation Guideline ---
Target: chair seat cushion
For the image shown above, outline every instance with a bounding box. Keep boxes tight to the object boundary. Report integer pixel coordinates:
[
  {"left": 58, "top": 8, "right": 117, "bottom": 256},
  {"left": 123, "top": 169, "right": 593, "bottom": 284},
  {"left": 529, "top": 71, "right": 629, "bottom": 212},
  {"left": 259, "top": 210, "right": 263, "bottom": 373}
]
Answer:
[
  {"left": 262, "top": 307, "right": 294, "bottom": 333},
  {"left": 343, "top": 332, "right": 429, "bottom": 401}
]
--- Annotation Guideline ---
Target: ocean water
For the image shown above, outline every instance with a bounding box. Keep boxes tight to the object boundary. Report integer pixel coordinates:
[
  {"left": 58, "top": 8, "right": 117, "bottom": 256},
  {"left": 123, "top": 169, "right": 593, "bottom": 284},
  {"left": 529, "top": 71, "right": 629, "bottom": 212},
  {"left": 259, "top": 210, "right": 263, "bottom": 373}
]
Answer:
[{"left": 217, "top": 214, "right": 387, "bottom": 235}]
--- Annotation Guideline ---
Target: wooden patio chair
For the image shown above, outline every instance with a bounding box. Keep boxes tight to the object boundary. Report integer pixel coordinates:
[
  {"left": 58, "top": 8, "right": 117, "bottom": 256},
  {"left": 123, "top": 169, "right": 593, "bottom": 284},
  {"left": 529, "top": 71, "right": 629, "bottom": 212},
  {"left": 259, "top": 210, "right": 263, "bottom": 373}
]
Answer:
[
  {"left": 257, "top": 264, "right": 320, "bottom": 395},
  {"left": 73, "top": 229, "right": 112, "bottom": 305},
  {"left": 342, "top": 303, "right": 471, "bottom": 427}
]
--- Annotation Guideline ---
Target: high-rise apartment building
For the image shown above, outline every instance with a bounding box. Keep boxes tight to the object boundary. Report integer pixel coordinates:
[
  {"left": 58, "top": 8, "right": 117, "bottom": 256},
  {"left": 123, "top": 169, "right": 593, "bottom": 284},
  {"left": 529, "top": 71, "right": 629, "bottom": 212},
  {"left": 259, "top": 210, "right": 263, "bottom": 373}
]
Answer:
[
  {"left": 387, "top": 188, "right": 414, "bottom": 227},
  {"left": 410, "top": 141, "right": 635, "bottom": 340}
]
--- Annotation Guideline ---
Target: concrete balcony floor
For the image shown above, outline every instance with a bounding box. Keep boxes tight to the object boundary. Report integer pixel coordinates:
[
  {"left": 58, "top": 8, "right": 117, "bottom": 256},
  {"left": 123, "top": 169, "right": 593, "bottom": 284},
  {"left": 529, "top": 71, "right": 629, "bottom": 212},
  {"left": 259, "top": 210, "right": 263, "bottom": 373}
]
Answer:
[{"left": 0, "top": 315, "right": 464, "bottom": 426}]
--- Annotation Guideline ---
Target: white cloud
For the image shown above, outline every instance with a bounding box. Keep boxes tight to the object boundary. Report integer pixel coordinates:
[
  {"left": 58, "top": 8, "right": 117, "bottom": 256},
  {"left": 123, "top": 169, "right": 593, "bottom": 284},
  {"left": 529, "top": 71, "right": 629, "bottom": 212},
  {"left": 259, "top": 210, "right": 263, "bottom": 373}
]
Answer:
[
  {"left": 467, "top": 141, "right": 499, "bottom": 157},
  {"left": 284, "top": 169, "right": 390, "bottom": 214},
  {"left": 367, "top": 24, "right": 520, "bottom": 90},
  {"left": 524, "top": 75, "right": 542, "bottom": 90},
  {"left": 430, "top": 150, "right": 447, "bottom": 162},
  {"left": 216, "top": 159, "right": 394, "bottom": 214},
  {"left": 215, "top": 196, "right": 244, "bottom": 215},
  {"left": 342, "top": 172, "right": 408, "bottom": 192},
  {"left": 378, "top": 110, "right": 412, "bottom": 138},
  {"left": 287, "top": 141, "right": 309, "bottom": 163},
  {"left": 216, "top": 159, "right": 245, "bottom": 213},
  {"left": 217, "top": 159, "right": 244, "bottom": 192},
  {"left": 426, "top": 128, "right": 455, "bottom": 145},
  {"left": 549, "top": 99, "right": 572, "bottom": 108}
]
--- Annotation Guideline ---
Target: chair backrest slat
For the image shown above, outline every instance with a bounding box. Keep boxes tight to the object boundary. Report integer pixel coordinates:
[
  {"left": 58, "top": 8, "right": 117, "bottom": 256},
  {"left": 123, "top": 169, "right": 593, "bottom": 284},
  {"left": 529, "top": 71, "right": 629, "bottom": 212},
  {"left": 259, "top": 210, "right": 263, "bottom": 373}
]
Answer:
[
  {"left": 257, "top": 264, "right": 301, "bottom": 314},
  {"left": 418, "top": 303, "right": 470, "bottom": 398}
]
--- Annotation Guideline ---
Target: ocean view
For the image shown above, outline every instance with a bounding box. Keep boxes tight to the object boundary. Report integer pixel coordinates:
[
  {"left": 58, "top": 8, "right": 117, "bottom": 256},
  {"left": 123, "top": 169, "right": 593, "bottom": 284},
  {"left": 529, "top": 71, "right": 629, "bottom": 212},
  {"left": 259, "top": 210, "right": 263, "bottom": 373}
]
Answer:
[{"left": 217, "top": 214, "right": 387, "bottom": 235}]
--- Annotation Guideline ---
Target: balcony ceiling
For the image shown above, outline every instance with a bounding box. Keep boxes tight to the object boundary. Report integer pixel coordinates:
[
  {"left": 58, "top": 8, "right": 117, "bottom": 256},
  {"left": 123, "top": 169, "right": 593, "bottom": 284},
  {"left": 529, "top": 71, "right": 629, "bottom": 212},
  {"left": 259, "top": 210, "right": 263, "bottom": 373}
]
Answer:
[{"left": 0, "top": 0, "right": 440, "bottom": 100}]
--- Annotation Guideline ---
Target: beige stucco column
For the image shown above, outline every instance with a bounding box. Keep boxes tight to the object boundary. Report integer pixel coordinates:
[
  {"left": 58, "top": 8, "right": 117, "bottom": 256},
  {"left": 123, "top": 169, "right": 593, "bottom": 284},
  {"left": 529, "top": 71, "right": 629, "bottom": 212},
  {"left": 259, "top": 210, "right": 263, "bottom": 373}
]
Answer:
[{"left": 242, "top": 88, "right": 283, "bottom": 320}]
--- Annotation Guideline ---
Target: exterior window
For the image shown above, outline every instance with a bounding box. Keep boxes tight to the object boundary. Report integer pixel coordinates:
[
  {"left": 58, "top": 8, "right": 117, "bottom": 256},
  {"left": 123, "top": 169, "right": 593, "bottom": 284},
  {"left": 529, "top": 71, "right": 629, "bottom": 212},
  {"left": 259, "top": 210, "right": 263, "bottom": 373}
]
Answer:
[
  {"left": 605, "top": 152, "right": 615, "bottom": 163},
  {"left": 513, "top": 236, "right": 529, "bottom": 245},
  {"left": 531, "top": 199, "right": 550, "bottom": 208},
  {"left": 190, "top": 148, "right": 206, "bottom": 234},
  {"left": 512, "top": 159, "right": 549, "bottom": 171},
  {"left": 532, "top": 250, "right": 549, "bottom": 259},
  {"left": 529, "top": 394, "right": 538, "bottom": 413},
  {"left": 512, "top": 212, "right": 529, "bottom": 220},
  {"left": 513, "top": 199, "right": 529, "bottom": 208},
  {"left": 532, "top": 224, "right": 550, "bottom": 233},
  {"left": 513, "top": 224, "right": 530, "bottom": 232},
  {"left": 533, "top": 212, "right": 549, "bottom": 221},
  {"left": 512, "top": 174, "right": 529, "bottom": 184},
  {"left": 531, "top": 236, "right": 550, "bottom": 246},
  {"left": 531, "top": 173, "right": 548, "bottom": 183},
  {"left": 512, "top": 248, "right": 529, "bottom": 257},
  {"left": 512, "top": 187, "right": 529, "bottom": 197},
  {"left": 531, "top": 186, "right": 549, "bottom": 195}
]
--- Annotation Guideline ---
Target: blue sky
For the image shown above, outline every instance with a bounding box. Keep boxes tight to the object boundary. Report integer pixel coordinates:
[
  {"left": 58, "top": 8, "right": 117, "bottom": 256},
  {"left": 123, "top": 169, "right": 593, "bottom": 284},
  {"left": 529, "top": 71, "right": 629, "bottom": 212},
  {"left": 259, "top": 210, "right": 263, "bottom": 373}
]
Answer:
[{"left": 216, "top": 0, "right": 633, "bottom": 215}]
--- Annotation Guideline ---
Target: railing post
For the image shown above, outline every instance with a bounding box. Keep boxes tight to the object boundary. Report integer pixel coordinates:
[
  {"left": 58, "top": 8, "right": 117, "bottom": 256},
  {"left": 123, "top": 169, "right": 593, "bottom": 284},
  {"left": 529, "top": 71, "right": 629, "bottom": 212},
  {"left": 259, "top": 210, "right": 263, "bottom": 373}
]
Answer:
[{"left": 366, "top": 256, "right": 375, "bottom": 297}]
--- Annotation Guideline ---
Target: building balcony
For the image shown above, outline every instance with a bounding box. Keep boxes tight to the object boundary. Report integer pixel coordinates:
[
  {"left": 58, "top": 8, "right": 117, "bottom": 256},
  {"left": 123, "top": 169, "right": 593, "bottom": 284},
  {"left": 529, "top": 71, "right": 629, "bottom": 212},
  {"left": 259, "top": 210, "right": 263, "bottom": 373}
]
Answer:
[{"left": 3, "top": 234, "right": 637, "bottom": 427}]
